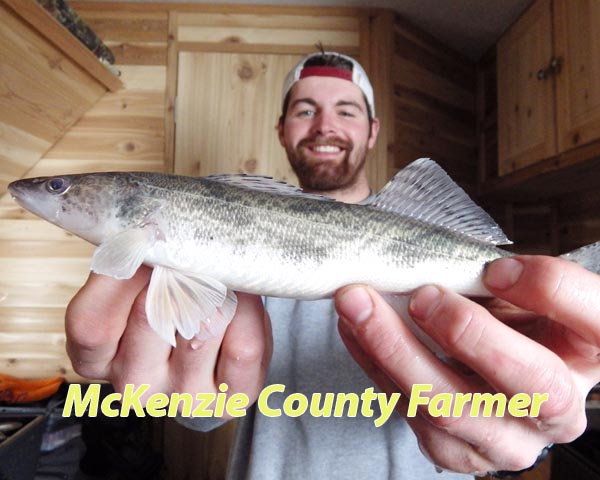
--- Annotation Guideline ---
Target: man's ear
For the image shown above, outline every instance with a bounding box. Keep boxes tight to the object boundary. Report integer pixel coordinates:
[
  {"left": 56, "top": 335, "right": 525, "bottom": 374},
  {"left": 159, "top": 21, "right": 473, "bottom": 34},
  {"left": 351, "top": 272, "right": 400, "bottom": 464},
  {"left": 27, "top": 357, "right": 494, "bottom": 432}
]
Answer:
[
  {"left": 277, "top": 116, "right": 285, "bottom": 147},
  {"left": 368, "top": 117, "right": 380, "bottom": 150}
]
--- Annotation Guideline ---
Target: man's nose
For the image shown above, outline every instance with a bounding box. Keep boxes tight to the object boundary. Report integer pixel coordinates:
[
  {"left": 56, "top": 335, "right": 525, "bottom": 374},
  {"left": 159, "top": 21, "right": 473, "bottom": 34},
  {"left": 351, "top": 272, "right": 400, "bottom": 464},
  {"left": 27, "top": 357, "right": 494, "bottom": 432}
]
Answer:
[{"left": 310, "top": 110, "right": 337, "bottom": 136}]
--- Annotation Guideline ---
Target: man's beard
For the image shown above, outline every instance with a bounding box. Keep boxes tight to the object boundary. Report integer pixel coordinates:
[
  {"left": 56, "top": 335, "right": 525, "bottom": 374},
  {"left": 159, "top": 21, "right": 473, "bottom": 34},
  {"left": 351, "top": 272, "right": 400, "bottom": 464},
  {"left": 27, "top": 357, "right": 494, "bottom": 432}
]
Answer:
[{"left": 286, "top": 136, "right": 368, "bottom": 192}]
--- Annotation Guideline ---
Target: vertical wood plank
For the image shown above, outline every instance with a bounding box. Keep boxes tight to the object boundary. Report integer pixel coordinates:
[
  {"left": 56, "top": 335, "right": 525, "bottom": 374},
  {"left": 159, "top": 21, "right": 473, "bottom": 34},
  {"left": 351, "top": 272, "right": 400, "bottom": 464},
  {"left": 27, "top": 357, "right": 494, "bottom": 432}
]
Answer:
[
  {"left": 366, "top": 10, "right": 395, "bottom": 191},
  {"left": 164, "top": 11, "right": 179, "bottom": 173}
]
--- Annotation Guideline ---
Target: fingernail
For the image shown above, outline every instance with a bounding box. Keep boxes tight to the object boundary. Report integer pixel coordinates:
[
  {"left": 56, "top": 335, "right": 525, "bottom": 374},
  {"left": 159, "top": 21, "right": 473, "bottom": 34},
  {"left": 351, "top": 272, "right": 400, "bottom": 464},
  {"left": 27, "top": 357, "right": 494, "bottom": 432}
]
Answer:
[
  {"left": 409, "top": 286, "right": 442, "bottom": 322},
  {"left": 484, "top": 257, "right": 524, "bottom": 290},
  {"left": 337, "top": 286, "right": 373, "bottom": 325}
]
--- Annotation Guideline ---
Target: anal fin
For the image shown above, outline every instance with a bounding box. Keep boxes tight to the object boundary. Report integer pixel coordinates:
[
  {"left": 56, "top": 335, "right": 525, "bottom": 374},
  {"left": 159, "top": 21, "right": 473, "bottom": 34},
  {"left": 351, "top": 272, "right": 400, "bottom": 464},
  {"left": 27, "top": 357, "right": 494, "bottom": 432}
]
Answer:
[{"left": 146, "top": 266, "right": 238, "bottom": 346}]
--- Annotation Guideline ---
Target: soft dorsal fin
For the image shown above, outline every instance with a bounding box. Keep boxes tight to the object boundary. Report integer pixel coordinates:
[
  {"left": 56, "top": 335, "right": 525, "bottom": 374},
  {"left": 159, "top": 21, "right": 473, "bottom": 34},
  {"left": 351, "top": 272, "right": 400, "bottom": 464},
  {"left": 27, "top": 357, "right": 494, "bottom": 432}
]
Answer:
[
  {"left": 205, "top": 174, "right": 334, "bottom": 201},
  {"left": 372, "top": 158, "right": 512, "bottom": 245}
]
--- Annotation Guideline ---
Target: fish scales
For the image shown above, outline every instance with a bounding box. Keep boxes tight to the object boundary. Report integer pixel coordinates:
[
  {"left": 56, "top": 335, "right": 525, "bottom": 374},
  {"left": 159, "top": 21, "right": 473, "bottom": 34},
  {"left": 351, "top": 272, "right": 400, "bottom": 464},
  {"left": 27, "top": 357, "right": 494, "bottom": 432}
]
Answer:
[{"left": 120, "top": 172, "right": 509, "bottom": 298}]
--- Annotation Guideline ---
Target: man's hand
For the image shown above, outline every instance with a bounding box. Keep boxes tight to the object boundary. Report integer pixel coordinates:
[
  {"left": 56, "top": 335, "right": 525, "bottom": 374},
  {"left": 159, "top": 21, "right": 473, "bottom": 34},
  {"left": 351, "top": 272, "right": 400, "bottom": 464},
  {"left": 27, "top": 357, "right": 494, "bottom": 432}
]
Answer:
[
  {"left": 65, "top": 266, "right": 272, "bottom": 415},
  {"left": 335, "top": 255, "right": 600, "bottom": 475}
]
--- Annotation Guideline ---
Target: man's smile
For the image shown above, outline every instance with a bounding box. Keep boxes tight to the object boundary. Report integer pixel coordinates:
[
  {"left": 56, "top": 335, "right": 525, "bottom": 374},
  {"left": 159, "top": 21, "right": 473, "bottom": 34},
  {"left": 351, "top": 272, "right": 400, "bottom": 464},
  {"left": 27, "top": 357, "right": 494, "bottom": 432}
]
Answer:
[
  {"left": 310, "top": 145, "right": 342, "bottom": 154},
  {"left": 299, "top": 137, "right": 350, "bottom": 160}
]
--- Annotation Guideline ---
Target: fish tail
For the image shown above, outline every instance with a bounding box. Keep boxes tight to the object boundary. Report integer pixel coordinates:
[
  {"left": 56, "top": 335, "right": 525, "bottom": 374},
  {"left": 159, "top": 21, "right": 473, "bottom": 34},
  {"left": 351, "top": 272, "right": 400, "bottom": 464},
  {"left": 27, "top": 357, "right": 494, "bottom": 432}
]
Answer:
[{"left": 559, "top": 240, "right": 600, "bottom": 275}]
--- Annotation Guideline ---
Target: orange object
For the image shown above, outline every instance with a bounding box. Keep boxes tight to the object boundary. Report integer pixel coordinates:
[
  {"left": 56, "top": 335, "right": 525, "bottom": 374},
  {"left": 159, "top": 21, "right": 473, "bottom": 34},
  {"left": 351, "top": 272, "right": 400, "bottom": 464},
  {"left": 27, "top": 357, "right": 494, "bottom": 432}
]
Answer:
[{"left": 0, "top": 374, "right": 64, "bottom": 403}]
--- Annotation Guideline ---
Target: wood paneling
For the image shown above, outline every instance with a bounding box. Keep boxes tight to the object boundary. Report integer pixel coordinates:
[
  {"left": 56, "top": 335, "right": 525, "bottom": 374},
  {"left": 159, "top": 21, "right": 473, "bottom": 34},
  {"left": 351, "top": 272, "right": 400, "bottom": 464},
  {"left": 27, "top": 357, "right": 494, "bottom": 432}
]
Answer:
[
  {"left": 0, "top": 1, "right": 108, "bottom": 194},
  {"left": 0, "top": 124, "right": 52, "bottom": 193},
  {"left": 77, "top": 11, "right": 168, "bottom": 43},
  {"left": 175, "top": 51, "right": 299, "bottom": 180},
  {"left": 391, "top": 13, "right": 476, "bottom": 192},
  {"left": 367, "top": 10, "right": 395, "bottom": 191},
  {"left": 178, "top": 25, "right": 358, "bottom": 47},
  {"left": 2, "top": 0, "right": 122, "bottom": 92},
  {"left": 177, "top": 12, "right": 359, "bottom": 30},
  {"left": 0, "top": 1, "right": 168, "bottom": 381}
]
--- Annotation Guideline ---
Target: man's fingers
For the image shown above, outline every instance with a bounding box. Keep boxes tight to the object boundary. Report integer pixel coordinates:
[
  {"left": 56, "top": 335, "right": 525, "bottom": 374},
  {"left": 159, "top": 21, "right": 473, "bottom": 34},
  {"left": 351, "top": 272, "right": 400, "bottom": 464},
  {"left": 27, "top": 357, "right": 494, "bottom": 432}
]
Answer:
[
  {"left": 335, "top": 288, "right": 548, "bottom": 470},
  {"left": 65, "top": 268, "right": 152, "bottom": 379},
  {"left": 110, "top": 286, "right": 173, "bottom": 393},
  {"left": 339, "top": 320, "right": 494, "bottom": 474},
  {"left": 338, "top": 319, "right": 402, "bottom": 399},
  {"left": 407, "top": 285, "right": 586, "bottom": 441},
  {"left": 485, "top": 256, "right": 600, "bottom": 351},
  {"left": 335, "top": 285, "right": 466, "bottom": 394},
  {"left": 215, "top": 293, "right": 272, "bottom": 402},
  {"left": 408, "top": 287, "right": 569, "bottom": 397}
]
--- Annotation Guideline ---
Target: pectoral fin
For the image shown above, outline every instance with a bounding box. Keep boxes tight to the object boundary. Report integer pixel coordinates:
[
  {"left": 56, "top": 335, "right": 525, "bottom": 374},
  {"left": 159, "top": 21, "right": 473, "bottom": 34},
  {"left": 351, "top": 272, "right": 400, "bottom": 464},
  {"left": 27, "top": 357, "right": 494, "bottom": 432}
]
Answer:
[
  {"left": 91, "top": 224, "right": 161, "bottom": 279},
  {"left": 146, "top": 266, "right": 238, "bottom": 346}
]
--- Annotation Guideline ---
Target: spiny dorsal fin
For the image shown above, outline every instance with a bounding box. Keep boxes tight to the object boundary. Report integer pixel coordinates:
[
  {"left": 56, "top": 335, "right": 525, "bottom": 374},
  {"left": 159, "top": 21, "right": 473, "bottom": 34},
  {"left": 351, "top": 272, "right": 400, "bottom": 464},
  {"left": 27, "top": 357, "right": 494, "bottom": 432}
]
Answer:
[
  {"left": 205, "top": 174, "right": 334, "bottom": 202},
  {"left": 372, "top": 158, "right": 512, "bottom": 245}
]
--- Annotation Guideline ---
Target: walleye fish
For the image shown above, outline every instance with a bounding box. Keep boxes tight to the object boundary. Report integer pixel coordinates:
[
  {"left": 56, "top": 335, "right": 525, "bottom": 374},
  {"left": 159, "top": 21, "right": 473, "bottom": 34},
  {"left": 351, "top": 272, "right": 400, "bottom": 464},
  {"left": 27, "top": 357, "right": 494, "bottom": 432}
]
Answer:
[{"left": 8, "top": 158, "right": 600, "bottom": 346}]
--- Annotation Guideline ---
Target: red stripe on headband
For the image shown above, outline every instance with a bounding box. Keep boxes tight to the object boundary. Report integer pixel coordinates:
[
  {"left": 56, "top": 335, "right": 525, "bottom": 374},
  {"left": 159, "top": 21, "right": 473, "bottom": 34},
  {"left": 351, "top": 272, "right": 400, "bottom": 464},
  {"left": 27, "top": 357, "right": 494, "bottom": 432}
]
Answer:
[{"left": 299, "top": 66, "right": 353, "bottom": 82}]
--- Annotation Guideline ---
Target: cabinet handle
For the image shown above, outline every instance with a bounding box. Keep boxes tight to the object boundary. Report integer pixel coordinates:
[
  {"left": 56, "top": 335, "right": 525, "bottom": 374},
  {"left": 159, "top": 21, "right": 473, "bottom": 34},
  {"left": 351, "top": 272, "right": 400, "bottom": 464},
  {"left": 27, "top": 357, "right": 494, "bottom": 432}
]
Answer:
[{"left": 537, "top": 56, "right": 562, "bottom": 80}]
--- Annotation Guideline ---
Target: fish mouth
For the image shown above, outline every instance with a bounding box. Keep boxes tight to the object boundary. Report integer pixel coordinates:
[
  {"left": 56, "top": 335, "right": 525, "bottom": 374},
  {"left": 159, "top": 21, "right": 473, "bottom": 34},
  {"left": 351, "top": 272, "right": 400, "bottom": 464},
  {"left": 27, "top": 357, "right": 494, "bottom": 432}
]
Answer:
[
  {"left": 8, "top": 178, "right": 47, "bottom": 199},
  {"left": 7, "top": 177, "right": 52, "bottom": 218},
  {"left": 7, "top": 180, "right": 27, "bottom": 204}
]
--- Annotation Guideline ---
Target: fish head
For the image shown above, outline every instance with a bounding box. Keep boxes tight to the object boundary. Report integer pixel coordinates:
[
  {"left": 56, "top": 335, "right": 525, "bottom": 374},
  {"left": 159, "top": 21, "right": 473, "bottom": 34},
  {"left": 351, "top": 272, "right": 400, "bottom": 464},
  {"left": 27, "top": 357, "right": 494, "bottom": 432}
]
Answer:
[{"left": 8, "top": 173, "right": 153, "bottom": 245}]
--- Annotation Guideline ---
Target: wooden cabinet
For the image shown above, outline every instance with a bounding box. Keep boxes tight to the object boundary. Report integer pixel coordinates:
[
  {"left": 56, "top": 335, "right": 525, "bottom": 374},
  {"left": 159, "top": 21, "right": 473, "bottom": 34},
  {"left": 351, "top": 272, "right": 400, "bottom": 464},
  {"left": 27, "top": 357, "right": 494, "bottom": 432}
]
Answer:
[
  {"left": 497, "top": 0, "right": 600, "bottom": 176},
  {"left": 554, "top": 0, "right": 600, "bottom": 153},
  {"left": 497, "top": 0, "right": 555, "bottom": 175}
]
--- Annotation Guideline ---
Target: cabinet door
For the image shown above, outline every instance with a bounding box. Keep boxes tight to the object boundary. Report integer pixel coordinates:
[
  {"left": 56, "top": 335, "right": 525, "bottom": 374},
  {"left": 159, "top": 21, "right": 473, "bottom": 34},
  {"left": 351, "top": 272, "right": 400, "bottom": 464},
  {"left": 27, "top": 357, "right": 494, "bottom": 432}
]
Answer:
[
  {"left": 554, "top": 0, "right": 600, "bottom": 153},
  {"left": 497, "top": 0, "right": 556, "bottom": 175}
]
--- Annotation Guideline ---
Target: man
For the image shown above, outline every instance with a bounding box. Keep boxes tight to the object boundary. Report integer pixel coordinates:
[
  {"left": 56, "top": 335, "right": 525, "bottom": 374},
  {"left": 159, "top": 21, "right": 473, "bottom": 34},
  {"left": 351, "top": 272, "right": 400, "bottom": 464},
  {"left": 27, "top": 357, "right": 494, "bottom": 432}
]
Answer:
[{"left": 66, "top": 52, "right": 600, "bottom": 478}]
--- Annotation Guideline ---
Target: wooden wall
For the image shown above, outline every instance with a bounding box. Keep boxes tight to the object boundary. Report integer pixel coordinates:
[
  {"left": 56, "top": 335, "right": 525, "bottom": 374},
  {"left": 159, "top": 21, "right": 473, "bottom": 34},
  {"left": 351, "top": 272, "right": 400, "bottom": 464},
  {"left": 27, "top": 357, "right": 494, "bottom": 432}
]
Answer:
[
  {"left": 392, "top": 14, "right": 477, "bottom": 192},
  {"left": 0, "top": 4, "right": 168, "bottom": 380},
  {"left": 0, "top": 0, "right": 109, "bottom": 195}
]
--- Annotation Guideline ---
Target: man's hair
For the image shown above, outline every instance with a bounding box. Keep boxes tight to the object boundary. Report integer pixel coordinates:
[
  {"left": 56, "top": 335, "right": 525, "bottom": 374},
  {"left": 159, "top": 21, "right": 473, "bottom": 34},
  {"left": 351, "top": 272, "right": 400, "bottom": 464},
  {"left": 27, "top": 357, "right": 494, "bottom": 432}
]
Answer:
[{"left": 279, "top": 53, "right": 374, "bottom": 128}]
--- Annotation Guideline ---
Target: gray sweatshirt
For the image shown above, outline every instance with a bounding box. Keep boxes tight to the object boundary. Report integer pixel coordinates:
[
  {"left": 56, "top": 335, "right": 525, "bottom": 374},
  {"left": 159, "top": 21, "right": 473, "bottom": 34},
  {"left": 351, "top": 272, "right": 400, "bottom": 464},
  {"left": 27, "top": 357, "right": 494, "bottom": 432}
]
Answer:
[{"left": 180, "top": 297, "right": 474, "bottom": 480}]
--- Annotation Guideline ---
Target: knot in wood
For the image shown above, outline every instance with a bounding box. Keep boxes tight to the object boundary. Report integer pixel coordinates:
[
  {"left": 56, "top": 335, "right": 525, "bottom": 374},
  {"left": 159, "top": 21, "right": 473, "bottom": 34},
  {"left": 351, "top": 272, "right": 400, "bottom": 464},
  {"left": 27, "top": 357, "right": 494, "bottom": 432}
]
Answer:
[
  {"left": 244, "top": 158, "right": 258, "bottom": 172},
  {"left": 238, "top": 63, "right": 255, "bottom": 81}
]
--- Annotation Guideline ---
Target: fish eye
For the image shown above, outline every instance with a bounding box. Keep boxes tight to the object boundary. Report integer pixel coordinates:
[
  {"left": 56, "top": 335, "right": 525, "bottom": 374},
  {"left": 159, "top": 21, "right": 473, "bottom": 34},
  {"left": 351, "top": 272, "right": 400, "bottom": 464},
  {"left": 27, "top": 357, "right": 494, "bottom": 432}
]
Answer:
[{"left": 46, "top": 177, "right": 70, "bottom": 195}]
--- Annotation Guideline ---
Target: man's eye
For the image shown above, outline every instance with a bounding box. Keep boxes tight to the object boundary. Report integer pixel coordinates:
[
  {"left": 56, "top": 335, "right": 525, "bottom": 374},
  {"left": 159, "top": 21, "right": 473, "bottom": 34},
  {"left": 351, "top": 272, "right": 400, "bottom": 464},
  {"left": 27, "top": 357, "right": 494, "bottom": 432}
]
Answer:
[{"left": 297, "top": 110, "right": 315, "bottom": 117}]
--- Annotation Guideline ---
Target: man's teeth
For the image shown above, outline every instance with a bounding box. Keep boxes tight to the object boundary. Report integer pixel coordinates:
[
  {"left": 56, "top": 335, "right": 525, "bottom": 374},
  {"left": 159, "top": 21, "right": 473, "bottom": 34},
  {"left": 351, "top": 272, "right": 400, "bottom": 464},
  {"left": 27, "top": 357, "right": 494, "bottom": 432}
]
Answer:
[{"left": 313, "top": 145, "right": 341, "bottom": 153}]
